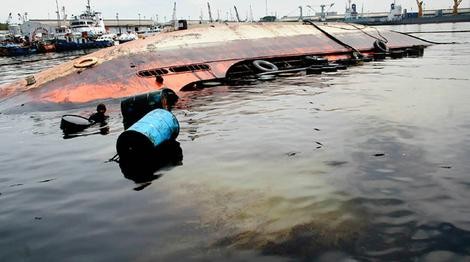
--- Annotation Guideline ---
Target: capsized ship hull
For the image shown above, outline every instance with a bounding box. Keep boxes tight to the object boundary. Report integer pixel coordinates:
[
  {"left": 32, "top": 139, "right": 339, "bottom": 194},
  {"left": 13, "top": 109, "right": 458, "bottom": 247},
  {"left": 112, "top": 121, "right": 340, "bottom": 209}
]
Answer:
[{"left": 0, "top": 22, "right": 429, "bottom": 105}]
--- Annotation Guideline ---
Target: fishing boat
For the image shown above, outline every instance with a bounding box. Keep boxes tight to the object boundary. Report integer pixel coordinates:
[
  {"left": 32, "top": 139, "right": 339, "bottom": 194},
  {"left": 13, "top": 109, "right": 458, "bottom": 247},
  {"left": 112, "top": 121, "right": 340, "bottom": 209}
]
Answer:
[
  {"left": 0, "top": 22, "right": 429, "bottom": 106},
  {"left": 0, "top": 43, "right": 37, "bottom": 56},
  {"left": 37, "top": 40, "right": 56, "bottom": 53}
]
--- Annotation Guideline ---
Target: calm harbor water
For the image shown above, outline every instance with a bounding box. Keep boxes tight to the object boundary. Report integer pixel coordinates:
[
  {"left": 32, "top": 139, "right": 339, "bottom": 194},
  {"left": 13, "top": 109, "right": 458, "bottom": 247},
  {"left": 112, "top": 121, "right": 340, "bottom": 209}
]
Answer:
[{"left": 1, "top": 23, "right": 470, "bottom": 261}]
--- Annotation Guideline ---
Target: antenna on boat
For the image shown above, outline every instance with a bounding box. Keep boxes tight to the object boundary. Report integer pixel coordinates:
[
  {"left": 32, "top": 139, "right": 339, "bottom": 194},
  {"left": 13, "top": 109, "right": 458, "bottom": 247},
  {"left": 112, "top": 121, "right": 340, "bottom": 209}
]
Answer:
[
  {"left": 86, "top": 0, "right": 92, "bottom": 15},
  {"left": 62, "top": 6, "right": 67, "bottom": 22}
]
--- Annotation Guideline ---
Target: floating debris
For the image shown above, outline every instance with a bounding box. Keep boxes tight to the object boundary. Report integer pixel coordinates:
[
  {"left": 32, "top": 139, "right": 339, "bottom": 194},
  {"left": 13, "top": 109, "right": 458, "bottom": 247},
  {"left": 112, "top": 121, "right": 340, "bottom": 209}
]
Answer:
[
  {"left": 286, "top": 152, "right": 298, "bottom": 157},
  {"left": 38, "top": 179, "right": 55, "bottom": 183}
]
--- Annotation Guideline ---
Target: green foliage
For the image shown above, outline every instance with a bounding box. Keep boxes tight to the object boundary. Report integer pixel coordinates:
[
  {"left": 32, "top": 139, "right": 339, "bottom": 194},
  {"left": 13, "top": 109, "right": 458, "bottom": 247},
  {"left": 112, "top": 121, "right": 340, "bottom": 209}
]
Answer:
[{"left": 0, "top": 23, "right": 8, "bottom": 30}]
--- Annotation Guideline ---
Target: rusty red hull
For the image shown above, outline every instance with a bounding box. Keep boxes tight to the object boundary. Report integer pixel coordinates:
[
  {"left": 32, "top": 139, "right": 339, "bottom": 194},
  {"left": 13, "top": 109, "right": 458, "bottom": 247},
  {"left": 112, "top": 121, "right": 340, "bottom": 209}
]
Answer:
[{"left": 0, "top": 22, "right": 429, "bottom": 104}]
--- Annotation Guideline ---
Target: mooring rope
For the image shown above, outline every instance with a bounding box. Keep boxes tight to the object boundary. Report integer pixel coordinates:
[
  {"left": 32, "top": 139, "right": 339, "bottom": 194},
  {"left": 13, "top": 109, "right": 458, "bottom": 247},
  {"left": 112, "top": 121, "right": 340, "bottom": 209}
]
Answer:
[
  {"left": 303, "top": 20, "right": 364, "bottom": 58},
  {"left": 322, "top": 22, "right": 389, "bottom": 43},
  {"left": 401, "top": 30, "right": 470, "bottom": 34},
  {"left": 391, "top": 30, "right": 461, "bottom": 45}
]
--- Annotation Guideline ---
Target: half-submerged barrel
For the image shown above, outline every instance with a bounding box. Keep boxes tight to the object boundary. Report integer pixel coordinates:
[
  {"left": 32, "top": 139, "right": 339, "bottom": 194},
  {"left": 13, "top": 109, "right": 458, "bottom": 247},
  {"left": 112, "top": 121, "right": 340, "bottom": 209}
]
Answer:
[
  {"left": 121, "top": 88, "right": 178, "bottom": 129},
  {"left": 116, "top": 109, "right": 180, "bottom": 162},
  {"left": 60, "top": 115, "right": 92, "bottom": 134}
]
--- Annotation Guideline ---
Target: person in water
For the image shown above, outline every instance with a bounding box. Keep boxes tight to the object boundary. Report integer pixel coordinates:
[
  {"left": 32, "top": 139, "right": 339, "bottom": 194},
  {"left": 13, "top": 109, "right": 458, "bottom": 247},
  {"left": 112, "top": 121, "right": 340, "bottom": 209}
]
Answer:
[
  {"left": 161, "top": 89, "right": 179, "bottom": 111},
  {"left": 89, "top": 103, "right": 109, "bottom": 123}
]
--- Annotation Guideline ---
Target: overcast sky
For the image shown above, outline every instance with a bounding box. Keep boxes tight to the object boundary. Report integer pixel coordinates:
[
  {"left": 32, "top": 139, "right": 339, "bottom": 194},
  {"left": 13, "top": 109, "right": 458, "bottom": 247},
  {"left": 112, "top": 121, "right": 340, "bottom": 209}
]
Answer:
[{"left": 4, "top": 0, "right": 470, "bottom": 22}]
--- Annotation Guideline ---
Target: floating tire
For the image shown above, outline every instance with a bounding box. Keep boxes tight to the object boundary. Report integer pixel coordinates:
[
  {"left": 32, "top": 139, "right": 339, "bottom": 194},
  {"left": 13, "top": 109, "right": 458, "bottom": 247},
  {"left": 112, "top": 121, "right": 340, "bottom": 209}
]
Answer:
[
  {"left": 252, "top": 60, "right": 278, "bottom": 72},
  {"left": 74, "top": 57, "right": 98, "bottom": 68},
  {"left": 328, "top": 63, "right": 347, "bottom": 70},
  {"left": 306, "top": 67, "right": 322, "bottom": 75},
  {"left": 405, "top": 47, "right": 424, "bottom": 57},
  {"left": 373, "top": 52, "right": 387, "bottom": 61},
  {"left": 258, "top": 74, "right": 276, "bottom": 81},
  {"left": 390, "top": 50, "right": 405, "bottom": 59},
  {"left": 321, "top": 66, "right": 338, "bottom": 72},
  {"left": 304, "top": 56, "right": 329, "bottom": 65},
  {"left": 373, "top": 40, "right": 388, "bottom": 53}
]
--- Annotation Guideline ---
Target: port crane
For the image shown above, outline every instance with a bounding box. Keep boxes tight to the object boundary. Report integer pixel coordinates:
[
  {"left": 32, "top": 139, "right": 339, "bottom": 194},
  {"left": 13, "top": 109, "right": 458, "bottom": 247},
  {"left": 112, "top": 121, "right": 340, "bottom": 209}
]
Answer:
[
  {"left": 234, "top": 5, "right": 241, "bottom": 22},
  {"left": 207, "top": 2, "right": 213, "bottom": 23},
  {"left": 416, "top": 0, "right": 423, "bottom": 17},
  {"left": 453, "top": 0, "right": 464, "bottom": 15},
  {"left": 306, "top": 3, "right": 334, "bottom": 22},
  {"left": 172, "top": 2, "right": 177, "bottom": 29}
]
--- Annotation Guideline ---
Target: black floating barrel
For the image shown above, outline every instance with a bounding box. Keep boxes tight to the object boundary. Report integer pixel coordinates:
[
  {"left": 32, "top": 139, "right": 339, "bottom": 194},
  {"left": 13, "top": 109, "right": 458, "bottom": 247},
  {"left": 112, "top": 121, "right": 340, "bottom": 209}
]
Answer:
[
  {"left": 60, "top": 115, "right": 92, "bottom": 134},
  {"left": 121, "top": 89, "right": 178, "bottom": 129}
]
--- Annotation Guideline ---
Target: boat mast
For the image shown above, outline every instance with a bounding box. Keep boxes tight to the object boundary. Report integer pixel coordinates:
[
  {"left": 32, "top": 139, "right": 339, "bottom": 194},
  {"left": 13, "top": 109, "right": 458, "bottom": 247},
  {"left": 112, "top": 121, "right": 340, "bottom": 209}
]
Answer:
[{"left": 86, "top": 0, "right": 92, "bottom": 16}]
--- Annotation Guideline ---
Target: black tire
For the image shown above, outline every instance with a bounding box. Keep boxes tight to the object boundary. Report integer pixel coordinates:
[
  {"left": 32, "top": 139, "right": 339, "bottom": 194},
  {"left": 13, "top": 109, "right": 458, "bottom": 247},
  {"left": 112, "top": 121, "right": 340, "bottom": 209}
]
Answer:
[
  {"left": 252, "top": 60, "right": 278, "bottom": 72},
  {"left": 373, "top": 40, "right": 387, "bottom": 53},
  {"left": 304, "top": 56, "right": 329, "bottom": 65}
]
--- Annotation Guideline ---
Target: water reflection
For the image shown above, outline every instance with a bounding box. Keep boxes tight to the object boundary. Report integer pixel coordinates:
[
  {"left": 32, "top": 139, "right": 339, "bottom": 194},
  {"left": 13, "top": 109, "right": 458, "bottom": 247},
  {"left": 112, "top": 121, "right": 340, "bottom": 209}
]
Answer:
[
  {"left": 119, "top": 140, "right": 183, "bottom": 190},
  {"left": 1, "top": 23, "right": 470, "bottom": 261}
]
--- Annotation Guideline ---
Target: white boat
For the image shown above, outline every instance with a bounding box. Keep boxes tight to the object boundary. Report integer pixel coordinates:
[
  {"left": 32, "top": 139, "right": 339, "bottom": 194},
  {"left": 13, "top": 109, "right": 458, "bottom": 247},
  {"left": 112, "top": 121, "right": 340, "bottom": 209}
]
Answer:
[
  {"left": 136, "top": 27, "right": 162, "bottom": 37},
  {"left": 96, "top": 34, "right": 116, "bottom": 41},
  {"left": 69, "top": 0, "right": 106, "bottom": 36},
  {"left": 116, "top": 32, "right": 138, "bottom": 43}
]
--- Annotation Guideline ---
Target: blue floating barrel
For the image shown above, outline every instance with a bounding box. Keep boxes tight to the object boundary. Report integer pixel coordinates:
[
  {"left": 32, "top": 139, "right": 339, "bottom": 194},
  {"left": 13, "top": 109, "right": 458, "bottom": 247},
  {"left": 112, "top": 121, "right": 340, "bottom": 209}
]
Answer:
[
  {"left": 116, "top": 109, "right": 180, "bottom": 160},
  {"left": 121, "top": 89, "right": 178, "bottom": 129}
]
